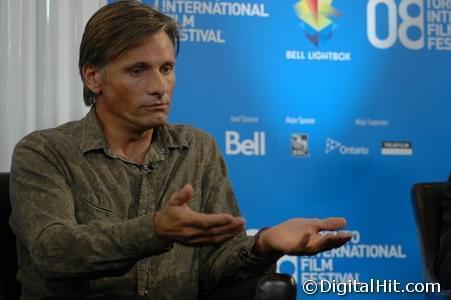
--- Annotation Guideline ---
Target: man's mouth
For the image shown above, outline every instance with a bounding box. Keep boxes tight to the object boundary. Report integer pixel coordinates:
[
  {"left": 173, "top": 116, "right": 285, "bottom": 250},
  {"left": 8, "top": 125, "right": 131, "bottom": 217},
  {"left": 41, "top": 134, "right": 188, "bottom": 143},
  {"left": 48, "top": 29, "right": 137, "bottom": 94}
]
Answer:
[{"left": 142, "top": 102, "right": 170, "bottom": 111}]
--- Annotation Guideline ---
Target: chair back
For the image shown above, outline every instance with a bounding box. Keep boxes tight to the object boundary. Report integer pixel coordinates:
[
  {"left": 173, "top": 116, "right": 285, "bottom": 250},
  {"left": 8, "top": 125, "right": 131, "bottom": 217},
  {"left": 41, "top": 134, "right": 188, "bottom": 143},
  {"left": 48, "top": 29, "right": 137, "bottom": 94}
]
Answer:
[
  {"left": 411, "top": 182, "right": 446, "bottom": 282},
  {"left": 0, "top": 172, "right": 21, "bottom": 299}
]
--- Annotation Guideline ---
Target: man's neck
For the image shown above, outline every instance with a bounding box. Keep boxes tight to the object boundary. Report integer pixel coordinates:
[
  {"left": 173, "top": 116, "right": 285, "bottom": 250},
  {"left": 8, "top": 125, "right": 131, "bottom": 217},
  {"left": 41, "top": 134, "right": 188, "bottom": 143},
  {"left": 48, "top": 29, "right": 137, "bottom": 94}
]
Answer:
[{"left": 95, "top": 110, "right": 154, "bottom": 165}]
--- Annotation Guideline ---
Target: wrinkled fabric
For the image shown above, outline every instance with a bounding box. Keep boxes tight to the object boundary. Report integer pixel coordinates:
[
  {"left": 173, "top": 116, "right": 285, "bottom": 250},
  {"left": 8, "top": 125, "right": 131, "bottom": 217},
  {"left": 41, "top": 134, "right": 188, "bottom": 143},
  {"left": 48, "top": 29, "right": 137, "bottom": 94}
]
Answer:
[{"left": 10, "top": 109, "right": 275, "bottom": 300}]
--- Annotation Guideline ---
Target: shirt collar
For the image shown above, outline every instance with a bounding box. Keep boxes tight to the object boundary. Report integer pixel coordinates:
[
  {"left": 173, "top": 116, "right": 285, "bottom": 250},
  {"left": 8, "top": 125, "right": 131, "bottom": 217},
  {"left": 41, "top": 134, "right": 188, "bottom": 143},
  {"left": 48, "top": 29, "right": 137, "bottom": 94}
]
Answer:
[
  {"left": 79, "top": 108, "right": 106, "bottom": 153},
  {"left": 154, "top": 124, "right": 189, "bottom": 150},
  {"left": 79, "top": 108, "right": 189, "bottom": 155}
]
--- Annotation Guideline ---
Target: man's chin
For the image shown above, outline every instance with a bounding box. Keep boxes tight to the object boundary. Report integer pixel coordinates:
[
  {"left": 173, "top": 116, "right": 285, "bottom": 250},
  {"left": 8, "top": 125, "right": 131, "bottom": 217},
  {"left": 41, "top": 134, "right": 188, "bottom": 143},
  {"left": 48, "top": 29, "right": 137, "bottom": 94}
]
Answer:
[{"left": 143, "top": 116, "right": 168, "bottom": 129}]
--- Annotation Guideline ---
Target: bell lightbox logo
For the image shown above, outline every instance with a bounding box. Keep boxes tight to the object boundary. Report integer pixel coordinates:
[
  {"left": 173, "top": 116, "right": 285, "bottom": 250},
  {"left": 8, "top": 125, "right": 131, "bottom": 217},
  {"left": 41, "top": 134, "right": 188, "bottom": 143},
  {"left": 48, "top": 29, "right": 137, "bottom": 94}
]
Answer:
[
  {"left": 225, "top": 131, "right": 266, "bottom": 156},
  {"left": 294, "top": 0, "right": 342, "bottom": 46},
  {"left": 367, "top": 0, "right": 451, "bottom": 51}
]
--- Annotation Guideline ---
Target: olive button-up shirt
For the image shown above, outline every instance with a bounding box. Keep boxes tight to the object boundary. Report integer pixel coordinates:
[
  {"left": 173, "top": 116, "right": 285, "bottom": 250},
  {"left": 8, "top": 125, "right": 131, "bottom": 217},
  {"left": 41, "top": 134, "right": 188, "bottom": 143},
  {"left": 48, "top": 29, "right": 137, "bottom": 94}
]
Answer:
[{"left": 9, "top": 110, "right": 275, "bottom": 300}]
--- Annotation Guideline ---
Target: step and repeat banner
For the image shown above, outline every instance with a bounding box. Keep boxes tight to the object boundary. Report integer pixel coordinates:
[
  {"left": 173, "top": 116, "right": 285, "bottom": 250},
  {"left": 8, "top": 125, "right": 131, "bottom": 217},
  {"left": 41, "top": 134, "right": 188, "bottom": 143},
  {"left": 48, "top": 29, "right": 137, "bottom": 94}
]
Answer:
[{"left": 113, "top": 0, "right": 450, "bottom": 298}]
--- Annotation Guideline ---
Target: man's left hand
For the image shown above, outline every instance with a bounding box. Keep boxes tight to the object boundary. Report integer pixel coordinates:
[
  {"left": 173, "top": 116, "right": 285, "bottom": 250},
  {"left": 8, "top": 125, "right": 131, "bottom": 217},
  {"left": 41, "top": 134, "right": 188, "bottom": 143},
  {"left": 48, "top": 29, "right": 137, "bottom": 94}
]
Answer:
[{"left": 255, "top": 217, "right": 352, "bottom": 257}]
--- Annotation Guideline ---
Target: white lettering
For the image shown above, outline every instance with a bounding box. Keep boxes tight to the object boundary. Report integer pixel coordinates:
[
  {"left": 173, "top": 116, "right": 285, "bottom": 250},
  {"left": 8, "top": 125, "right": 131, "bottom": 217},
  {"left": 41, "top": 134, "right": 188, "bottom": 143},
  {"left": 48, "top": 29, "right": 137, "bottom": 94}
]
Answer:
[
  {"left": 302, "top": 272, "right": 360, "bottom": 282},
  {"left": 162, "top": 1, "right": 269, "bottom": 17},
  {"left": 180, "top": 29, "right": 225, "bottom": 43},
  {"left": 339, "top": 146, "right": 370, "bottom": 155},
  {"left": 300, "top": 258, "right": 334, "bottom": 272},
  {"left": 285, "top": 116, "right": 316, "bottom": 125},
  {"left": 225, "top": 131, "right": 266, "bottom": 156},
  {"left": 307, "top": 51, "right": 352, "bottom": 61},
  {"left": 318, "top": 244, "right": 407, "bottom": 258},
  {"left": 355, "top": 118, "right": 390, "bottom": 127},
  {"left": 286, "top": 50, "right": 306, "bottom": 60},
  {"left": 428, "top": 0, "right": 451, "bottom": 10},
  {"left": 428, "top": 36, "right": 451, "bottom": 49},
  {"left": 230, "top": 115, "right": 259, "bottom": 124}
]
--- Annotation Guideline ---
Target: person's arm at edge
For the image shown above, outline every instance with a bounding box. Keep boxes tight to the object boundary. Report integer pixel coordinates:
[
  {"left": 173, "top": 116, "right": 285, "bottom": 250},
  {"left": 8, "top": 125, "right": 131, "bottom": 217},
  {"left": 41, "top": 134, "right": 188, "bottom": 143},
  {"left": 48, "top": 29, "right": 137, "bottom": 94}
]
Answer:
[{"left": 435, "top": 176, "right": 451, "bottom": 288}]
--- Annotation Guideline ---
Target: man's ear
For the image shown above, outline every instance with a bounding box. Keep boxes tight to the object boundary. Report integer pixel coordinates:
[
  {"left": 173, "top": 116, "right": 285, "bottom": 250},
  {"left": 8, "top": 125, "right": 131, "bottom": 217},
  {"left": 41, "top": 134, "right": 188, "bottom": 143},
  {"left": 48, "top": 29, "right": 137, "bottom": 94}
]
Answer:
[{"left": 82, "top": 64, "right": 104, "bottom": 95}]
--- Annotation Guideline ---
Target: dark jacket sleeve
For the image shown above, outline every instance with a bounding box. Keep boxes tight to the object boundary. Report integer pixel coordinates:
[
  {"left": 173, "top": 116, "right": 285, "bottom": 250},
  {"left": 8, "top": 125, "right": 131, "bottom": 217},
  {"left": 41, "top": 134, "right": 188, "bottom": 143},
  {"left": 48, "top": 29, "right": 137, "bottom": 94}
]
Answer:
[{"left": 436, "top": 176, "right": 451, "bottom": 288}]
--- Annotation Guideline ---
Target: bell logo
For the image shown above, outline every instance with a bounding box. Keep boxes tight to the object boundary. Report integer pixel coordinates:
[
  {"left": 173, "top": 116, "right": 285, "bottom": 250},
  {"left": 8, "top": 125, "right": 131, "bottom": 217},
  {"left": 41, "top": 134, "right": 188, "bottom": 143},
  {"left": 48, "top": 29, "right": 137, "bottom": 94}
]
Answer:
[{"left": 225, "top": 131, "right": 266, "bottom": 156}]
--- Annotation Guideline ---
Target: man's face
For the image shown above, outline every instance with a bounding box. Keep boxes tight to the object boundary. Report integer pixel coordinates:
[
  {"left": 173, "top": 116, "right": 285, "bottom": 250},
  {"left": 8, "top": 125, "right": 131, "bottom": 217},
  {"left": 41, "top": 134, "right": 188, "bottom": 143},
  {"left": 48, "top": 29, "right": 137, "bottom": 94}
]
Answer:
[{"left": 95, "top": 30, "right": 176, "bottom": 132}]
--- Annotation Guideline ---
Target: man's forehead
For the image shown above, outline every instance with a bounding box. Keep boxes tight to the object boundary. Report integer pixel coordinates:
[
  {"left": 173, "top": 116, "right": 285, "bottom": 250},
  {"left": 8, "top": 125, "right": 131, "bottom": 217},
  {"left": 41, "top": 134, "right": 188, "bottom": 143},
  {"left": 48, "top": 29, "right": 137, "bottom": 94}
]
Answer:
[{"left": 111, "top": 31, "right": 175, "bottom": 64}]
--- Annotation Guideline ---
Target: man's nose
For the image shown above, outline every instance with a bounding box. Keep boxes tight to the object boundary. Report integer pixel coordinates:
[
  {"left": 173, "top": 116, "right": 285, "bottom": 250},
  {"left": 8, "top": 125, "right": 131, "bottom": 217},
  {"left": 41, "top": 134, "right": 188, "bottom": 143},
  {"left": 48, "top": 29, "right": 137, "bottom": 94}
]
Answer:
[{"left": 146, "top": 70, "right": 167, "bottom": 98}]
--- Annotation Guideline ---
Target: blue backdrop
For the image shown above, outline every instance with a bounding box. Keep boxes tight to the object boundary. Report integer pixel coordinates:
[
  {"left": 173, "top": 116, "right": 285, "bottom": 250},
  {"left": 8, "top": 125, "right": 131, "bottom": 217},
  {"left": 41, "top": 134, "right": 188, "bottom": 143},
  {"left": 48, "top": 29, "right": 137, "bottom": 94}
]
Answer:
[{"left": 113, "top": 0, "right": 451, "bottom": 298}]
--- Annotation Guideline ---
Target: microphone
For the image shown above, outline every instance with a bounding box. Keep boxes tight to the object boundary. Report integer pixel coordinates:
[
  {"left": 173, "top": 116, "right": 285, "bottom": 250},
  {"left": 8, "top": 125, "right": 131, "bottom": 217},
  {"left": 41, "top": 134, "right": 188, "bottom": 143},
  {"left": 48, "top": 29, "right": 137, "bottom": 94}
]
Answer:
[{"left": 141, "top": 163, "right": 154, "bottom": 173}]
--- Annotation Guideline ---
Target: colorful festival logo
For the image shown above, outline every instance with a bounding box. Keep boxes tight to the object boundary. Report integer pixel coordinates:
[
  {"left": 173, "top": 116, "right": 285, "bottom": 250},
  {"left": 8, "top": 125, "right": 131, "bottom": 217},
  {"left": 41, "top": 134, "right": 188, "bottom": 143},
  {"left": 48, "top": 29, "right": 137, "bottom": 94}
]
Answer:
[{"left": 294, "top": 0, "right": 341, "bottom": 47}]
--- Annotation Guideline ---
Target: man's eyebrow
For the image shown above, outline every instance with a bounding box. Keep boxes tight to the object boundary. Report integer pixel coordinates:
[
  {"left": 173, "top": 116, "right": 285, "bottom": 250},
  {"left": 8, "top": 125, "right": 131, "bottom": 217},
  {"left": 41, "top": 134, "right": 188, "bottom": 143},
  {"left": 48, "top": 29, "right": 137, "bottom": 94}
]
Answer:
[
  {"left": 127, "top": 62, "right": 150, "bottom": 67},
  {"left": 122, "top": 62, "right": 150, "bottom": 72},
  {"left": 162, "top": 59, "right": 176, "bottom": 65},
  {"left": 126, "top": 60, "right": 175, "bottom": 68}
]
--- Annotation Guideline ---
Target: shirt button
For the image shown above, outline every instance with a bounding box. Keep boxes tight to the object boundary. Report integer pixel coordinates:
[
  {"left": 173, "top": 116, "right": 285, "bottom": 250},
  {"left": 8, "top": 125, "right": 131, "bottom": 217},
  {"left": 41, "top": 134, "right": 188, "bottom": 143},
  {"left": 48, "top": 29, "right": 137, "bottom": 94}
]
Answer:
[{"left": 240, "top": 249, "right": 249, "bottom": 258}]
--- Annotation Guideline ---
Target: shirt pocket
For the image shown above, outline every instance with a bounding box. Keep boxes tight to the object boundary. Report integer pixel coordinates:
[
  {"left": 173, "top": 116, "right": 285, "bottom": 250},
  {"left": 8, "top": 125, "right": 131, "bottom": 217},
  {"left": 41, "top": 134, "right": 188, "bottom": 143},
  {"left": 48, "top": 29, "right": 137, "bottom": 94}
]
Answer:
[{"left": 74, "top": 193, "right": 122, "bottom": 223}]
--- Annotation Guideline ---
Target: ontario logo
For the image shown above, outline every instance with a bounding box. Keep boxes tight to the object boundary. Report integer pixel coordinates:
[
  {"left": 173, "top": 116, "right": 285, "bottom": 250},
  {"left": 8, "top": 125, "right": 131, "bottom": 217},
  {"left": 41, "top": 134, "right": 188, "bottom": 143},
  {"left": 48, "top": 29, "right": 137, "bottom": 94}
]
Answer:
[{"left": 294, "top": 0, "right": 341, "bottom": 47}]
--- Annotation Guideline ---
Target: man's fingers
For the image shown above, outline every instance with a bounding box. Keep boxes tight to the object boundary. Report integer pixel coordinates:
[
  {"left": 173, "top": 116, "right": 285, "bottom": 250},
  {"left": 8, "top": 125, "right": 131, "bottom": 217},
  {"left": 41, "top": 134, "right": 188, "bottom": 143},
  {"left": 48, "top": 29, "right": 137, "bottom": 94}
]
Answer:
[
  {"left": 176, "top": 215, "right": 244, "bottom": 244},
  {"left": 168, "top": 184, "right": 193, "bottom": 206},
  {"left": 189, "top": 212, "right": 240, "bottom": 229},
  {"left": 317, "top": 231, "right": 353, "bottom": 252},
  {"left": 336, "top": 231, "right": 353, "bottom": 240},
  {"left": 199, "top": 217, "right": 245, "bottom": 236},
  {"left": 316, "top": 217, "right": 348, "bottom": 231}
]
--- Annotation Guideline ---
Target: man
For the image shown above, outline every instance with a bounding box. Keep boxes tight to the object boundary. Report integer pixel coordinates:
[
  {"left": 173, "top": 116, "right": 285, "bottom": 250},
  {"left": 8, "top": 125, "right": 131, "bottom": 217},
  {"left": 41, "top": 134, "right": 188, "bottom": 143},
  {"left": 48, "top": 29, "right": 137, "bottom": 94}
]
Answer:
[{"left": 9, "top": 1, "right": 352, "bottom": 299}]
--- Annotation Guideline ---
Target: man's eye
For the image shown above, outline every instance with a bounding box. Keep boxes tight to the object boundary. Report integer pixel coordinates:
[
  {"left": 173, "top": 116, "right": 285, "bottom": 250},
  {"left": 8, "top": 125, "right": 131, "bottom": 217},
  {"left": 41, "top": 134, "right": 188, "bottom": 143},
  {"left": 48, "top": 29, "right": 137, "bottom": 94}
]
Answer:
[
  {"left": 130, "top": 67, "right": 144, "bottom": 76},
  {"left": 161, "top": 65, "right": 174, "bottom": 75}
]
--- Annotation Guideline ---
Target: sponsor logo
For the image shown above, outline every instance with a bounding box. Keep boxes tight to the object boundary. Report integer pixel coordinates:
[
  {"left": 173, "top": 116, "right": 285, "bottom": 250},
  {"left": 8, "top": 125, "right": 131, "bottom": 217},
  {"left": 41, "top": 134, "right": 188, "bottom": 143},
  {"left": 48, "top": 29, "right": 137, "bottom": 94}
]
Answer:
[
  {"left": 291, "top": 133, "right": 310, "bottom": 157},
  {"left": 381, "top": 141, "right": 413, "bottom": 156},
  {"left": 225, "top": 131, "right": 266, "bottom": 156},
  {"left": 325, "top": 138, "right": 369, "bottom": 155},
  {"left": 325, "top": 138, "right": 341, "bottom": 154},
  {"left": 294, "top": 0, "right": 342, "bottom": 46}
]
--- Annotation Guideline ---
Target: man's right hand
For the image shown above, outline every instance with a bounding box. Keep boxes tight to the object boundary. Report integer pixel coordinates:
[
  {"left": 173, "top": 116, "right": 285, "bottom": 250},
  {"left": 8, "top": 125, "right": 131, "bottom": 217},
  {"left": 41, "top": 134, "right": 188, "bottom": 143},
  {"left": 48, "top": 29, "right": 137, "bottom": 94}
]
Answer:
[{"left": 153, "top": 184, "right": 245, "bottom": 246}]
